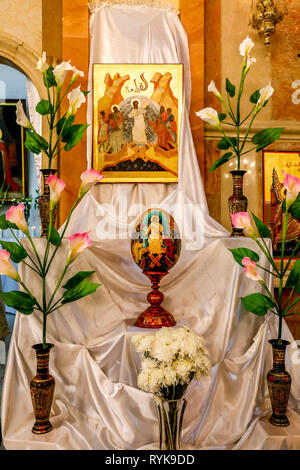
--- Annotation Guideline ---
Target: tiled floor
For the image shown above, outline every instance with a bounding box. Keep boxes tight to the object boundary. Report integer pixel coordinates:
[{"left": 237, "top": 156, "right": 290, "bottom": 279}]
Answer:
[{"left": 0, "top": 314, "right": 15, "bottom": 449}]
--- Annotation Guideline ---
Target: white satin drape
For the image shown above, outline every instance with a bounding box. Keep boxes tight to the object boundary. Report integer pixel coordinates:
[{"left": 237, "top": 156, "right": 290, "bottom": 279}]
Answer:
[{"left": 1, "top": 4, "right": 300, "bottom": 450}]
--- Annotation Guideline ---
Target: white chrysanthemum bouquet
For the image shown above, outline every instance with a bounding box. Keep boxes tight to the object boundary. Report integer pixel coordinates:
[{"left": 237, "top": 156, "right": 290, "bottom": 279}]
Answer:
[{"left": 132, "top": 327, "right": 211, "bottom": 400}]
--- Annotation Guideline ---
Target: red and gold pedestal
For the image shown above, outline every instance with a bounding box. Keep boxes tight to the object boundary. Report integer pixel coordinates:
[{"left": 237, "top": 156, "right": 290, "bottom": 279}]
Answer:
[{"left": 135, "top": 272, "right": 176, "bottom": 328}]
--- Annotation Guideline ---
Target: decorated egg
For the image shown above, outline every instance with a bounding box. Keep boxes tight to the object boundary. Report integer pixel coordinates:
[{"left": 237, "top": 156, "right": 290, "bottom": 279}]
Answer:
[{"left": 131, "top": 208, "right": 181, "bottom": 273}]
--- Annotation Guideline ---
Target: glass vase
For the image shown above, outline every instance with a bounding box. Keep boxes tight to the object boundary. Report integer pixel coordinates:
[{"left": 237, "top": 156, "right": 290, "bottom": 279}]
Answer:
[{"left": 155, "top": 397, "right": 187, "bottom": 450}]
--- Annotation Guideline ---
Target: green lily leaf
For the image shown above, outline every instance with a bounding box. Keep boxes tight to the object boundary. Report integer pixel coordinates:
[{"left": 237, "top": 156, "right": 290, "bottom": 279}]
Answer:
[
  {"left": 62, "top": 124, "right": 89, "bottom": 151},
  {"left": 241, "top": 293, "right": 275, "bottom": 316},
  {"left": 43, "top": 65, "right": 57, "bottom": 88},
  {"left": 251, "top": 212, "right": 271, "bottom": 239},
  {"left": 61, "top": 279, "right": 101, "bottom": 305},
  {"left": 290, "top": 193, "right": 300, "bottom": 220},
  {"left": 36, "top": 99, "right": 52, "bottom": 115},
  {"left": 285, "top": 259, "right": 300, "bottom": 294},
  {"left": 218, "top": 113, "right": 227, "bottom": 122},
  {"left": 217, "top": 137, "right": 237, "bottom": 150},
  {"left": 250, "top": 90, "right": 260, "bottom": 104},
  {"left": 229, "top": 247, "right": 259, "bottom": 267},
  {"left": 0, "top": 290, "right": 36, "bottom": 315},
  {"left": 62, "top": 271, "right": 96, "bottom": 290},
  {"left": 25, "top": 131, "right": 48, "bottom": 154},
  {"left": 0, "top": 214, "right": 19, "bottom": 231},
  {"left": 56, "top": 115, "right": 75, "bottom": 136},
  {"left": 226, "top": 78, "right": 236, "bottom": 98},
  {"left": 208, "top": 152, "right": 233, "bottom": 172},
  {"left": 0, "top": 241, "right": 27, "bottom": 263},
  {"left": 251, "top": 128, "right": 285, "bottom": 152},
  {"left": 48, "top": 226, "right": 61, "bottom": 246}
]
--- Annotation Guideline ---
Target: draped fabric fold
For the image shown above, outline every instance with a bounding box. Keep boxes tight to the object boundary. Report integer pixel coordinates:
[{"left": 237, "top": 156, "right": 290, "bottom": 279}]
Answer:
[{"left": 1, "top": 4, "right": 300, "bottom": 450}]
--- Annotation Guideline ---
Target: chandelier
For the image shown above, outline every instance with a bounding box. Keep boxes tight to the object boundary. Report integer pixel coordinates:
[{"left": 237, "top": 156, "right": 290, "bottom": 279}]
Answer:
[{"left": 249, "top": 0, "right": 288, "bottom": 56}]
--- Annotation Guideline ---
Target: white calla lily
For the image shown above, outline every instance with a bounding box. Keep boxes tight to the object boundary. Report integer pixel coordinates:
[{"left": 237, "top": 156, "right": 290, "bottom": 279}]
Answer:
[
  {"left": 245, "top": 56, "right": 256, "bottom": 72},
  {"left": 208, "top": 80, "right": 222, "bottom": 99},
  {"left": 16, "top": 100, "right": 34, "bottom": 130},
  {"left": 53, "top": 60, "right": 73, "bottom": 88},
  {"left": 255, "top": 83, "right": 274, "bottom": 111},
  {"left": 70, "top": 66, "right": 84, "bottom": 84},
  {"left": 239, "top": 36, "right": 255, "bottom": 59},
  {"left": 36, "top": 51, "right": 48, "bottom": 74},
  {"left": 66, "top": 86, "right": 86, "bottom": 117},
  {"left": 195, "top": 107, "right": 221, "bottom": 129}
]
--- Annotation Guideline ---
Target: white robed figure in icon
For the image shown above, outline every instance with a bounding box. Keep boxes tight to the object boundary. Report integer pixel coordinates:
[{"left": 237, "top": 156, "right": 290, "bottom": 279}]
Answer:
[{"left": 128, "top": 98, "right": 151, "bottom": 147}]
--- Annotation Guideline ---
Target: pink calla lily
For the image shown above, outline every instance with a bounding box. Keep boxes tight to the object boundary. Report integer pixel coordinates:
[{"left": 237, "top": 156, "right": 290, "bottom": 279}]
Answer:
[
  {"left": 0, "top": 250, "right": 20, "bottom": 281},
  {"left": 46, "top": 173, "right": 66, "bottom": 209},
  {"left": 242, "top": 257, "right": 263, "bottom": 282},
  {"left": 67, "top": 232, "right": 92, "bottom": 264},
  {"left": 6, "top": 203, "right": 29, "bottom": 235},
  {"left": 282, "top": 171, "right": 300, "bottom": 209},
  {"left": 79, "top": 169, "right": 104, "bottom": 198},
  {"left": 231, "top": 212, "right": 256, "bottom": 238}
]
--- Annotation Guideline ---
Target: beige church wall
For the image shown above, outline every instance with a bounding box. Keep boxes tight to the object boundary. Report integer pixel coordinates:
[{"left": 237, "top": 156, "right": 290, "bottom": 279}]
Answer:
[{"left": 0, "top": 0, "right": 42, "bottom": 56}]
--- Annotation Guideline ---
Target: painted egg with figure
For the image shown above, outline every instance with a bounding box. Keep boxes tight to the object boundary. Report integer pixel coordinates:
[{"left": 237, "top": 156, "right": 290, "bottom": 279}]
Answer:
[{"left": 131, "top": 208, "right": 181, "bottom": 273}]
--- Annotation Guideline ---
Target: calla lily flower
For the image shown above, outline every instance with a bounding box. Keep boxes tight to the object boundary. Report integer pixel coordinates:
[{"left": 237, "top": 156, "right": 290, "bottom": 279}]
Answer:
[
  {"left": 6, "top": 203, "right": 29, "bottom": 235},
  {"left": 46, "top": 174, "right": 66, "bottom": 209},
  {"left": 282, "top": 171, "right": 300, "bottom": 209},
  {"left": 79, "top": 169, "right": 105, "bottom": 198},
  {"left": 67, "top": 232, "right": 92, "bottom": 264},
  {"left": 66, "top": 86, "right": 86, "bottom": 117},
  {"left": 245, "top": 56, "right": 256, "bottom": 72},
  {"left": 0, "top": 250, "right": 20, "bottom": 282},
  {"left": 70, "top": 66, "right": 84, "bottom": 84},
  {"left": 16, "top": 100, "right": 34, "bottom": 130},
  {"left": 53, "top": 60, "right": 73, "bottom": 88},
  {"left": 195, "top": 107, "right": 221, "bottom": 129},
  {"left": 231, "top": 212, "right": 257, "bottom": 239},
  {"left": 242, "top": 257, "right": 263, "bottom": 282},
  {"left": 239, "top": 36, "right": 255, "bottom": 60},
  {"left": 255, "top": 84, "right": 274, "bottom": 111},
  {"left": 208, "top": 80, "right": 222, "bottom": 99},
  {"left": 36, "top": 52, "right": 48, "bottom": 74}
]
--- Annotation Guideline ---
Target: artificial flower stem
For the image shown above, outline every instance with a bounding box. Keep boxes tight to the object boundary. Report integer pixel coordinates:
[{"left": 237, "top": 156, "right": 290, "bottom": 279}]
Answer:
[
  {"left": 282, "top": 296, "right": 300, "bottom": 315},
  {"left": 19, "top": 280, "right": 43, "bottom": 312},
  {"left": 256, "top": 239, "right": 280, "bottom": 277},
  {"left": 239, "top": 113, "right": 256, "bottom": 155},
  {"left": 261, "top": 282, "right": 280, "bottom": 314},
  {"left": 8, "top": 228, "right": 42, "bottom": 275},
  {"left": 45, "top": 197, "right": 80, "bottom": 275},
  {"left": 226, "top": 92, "right": 237, "bottom": 125},
  {"left": 283, "top": 239, "right": 300, "bottom": 276},
  {"left": 256, "top": 263, "right": 279, "bottom": 278},
  {"left": 282, "top": 286, "right": 295, "bottom": 312},
  {"left": 27, "top": 233, "right": 44, "bottom": 273},
  {"left": 277, "top": 211, "right": 289, "bottom": 342},
  {"left": 46, "top": 265, "right": 68, "bottom": 314},
  {"left": 43, "top": 209, "right": 53, "bottom": 271}
]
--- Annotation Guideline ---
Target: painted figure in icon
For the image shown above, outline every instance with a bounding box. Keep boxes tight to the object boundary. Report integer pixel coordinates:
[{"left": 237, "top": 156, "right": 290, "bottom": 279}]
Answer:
[
  {"left": 127, "top": 99, "right": 151, "bottom": 147},
  {"left": 106, "top": 105, "right": 124, "bottom": 154},
  {"left": 146, "top": 214, "right": 165, "bottom": 254},
  {"left": 98, "top": 111, "right": 108, "bottom": 152}
]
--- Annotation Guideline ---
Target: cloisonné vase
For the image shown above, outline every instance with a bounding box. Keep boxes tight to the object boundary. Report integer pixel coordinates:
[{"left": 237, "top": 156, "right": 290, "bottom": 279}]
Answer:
[
  {"left": 30, "top": 343, "right": 55, "bottom": 434},
  {"left": 131, "top": 208, "right": 181, "bottom": 328},
  {"left": 267, "top": 339, "right": 291, "bottom": 427},
  {"left": 228, "top": 170, "right": 248, "bottom": 237},
  {"left": 39, "top": 169, "right": 57, "bottom": 238},
  {"left": 156, "top": 397, "right": 187, "bottom": 450}
]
